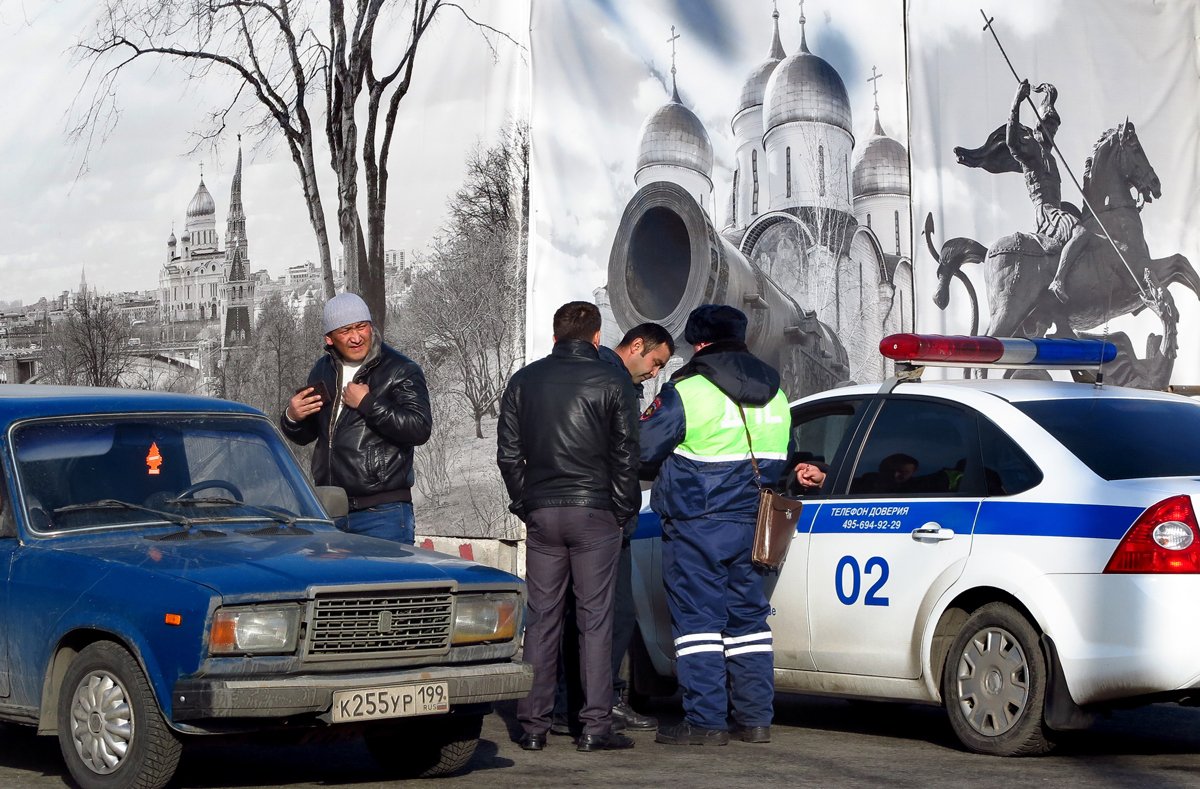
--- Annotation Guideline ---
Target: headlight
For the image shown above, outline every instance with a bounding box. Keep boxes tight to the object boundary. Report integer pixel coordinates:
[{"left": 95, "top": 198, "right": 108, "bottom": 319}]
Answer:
[
  {"left": 452, "top": 593, "right": 520, "bottom": 645},
  {"left": 210, "top": 606, "right": 301, "bottom": 655}
]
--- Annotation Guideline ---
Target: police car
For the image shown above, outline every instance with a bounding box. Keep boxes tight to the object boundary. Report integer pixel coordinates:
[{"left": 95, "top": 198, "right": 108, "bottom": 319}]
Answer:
[{"left": 629, "top": 334, "right": 1200, "bottom": 756}]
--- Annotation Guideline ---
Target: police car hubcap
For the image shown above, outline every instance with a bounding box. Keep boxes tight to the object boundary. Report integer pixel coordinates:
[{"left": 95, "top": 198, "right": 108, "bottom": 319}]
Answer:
[{"left": 954, "top": 627, "right": 1029, "bottom": 737}]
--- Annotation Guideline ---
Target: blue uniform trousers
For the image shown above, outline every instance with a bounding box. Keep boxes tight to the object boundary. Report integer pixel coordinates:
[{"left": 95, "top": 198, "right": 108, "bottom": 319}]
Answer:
[{"left": 662, "top": 516, "right": 774, "bottom": 731}]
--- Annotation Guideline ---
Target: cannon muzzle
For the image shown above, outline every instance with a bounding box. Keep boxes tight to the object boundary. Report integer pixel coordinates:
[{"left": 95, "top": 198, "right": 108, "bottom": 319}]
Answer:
[{"left": 607, "top": 181, "right": 805, "bottom": 365}]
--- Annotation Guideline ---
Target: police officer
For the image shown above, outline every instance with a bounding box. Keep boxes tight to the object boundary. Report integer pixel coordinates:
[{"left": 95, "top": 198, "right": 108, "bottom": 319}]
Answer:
[{"left": 639, "top": 304, "right": 789, "bottom": 745}]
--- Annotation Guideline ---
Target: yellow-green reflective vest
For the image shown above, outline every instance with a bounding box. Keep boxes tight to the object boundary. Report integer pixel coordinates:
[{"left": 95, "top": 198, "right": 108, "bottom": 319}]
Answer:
[{"left": 673, "top": 376, "right": 790, "bottom": 463}]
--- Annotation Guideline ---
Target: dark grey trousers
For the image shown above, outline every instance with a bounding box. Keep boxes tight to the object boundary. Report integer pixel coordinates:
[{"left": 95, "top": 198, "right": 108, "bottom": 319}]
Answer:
[{"left": 518, "top": 506, "right": 621, "bottom": 737}]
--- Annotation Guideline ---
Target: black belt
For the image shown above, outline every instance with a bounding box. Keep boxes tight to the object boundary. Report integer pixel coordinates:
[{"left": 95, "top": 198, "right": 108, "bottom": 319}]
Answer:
[{"left": 347, "top": 488, "right": 412, "bottom": 511}]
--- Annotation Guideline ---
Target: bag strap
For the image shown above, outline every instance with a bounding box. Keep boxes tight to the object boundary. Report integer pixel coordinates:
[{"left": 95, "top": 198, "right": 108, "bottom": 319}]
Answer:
[{"left": 735, "top": 403, "right": 764, "bottom": 491}]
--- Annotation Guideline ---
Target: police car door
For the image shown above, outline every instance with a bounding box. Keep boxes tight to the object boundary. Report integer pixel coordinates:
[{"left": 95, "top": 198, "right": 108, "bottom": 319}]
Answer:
[
  {"left": 808, "top": 396, "right": 982, "bottom": 678},
  {"left": 769, "top": 397, "right": 871, "bottom": 672}
]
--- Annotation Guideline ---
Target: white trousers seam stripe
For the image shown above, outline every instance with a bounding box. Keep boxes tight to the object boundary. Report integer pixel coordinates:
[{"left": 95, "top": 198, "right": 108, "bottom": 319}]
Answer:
[
  {"left": 725, "top": 644, "right": 774, "bottom": 657},
  {"left": 724, "top": 633, "right": 772, "bottom": 645},
  {"left": 675, "top": 633, "right": 723, "bottom": 646}
]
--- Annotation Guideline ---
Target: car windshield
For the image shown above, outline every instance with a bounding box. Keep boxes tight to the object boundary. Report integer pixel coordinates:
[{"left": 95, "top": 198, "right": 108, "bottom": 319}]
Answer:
[
  {"left": 12, "top": 414, "right": 326, "bottom": 532},
  {"left": 1015, "top": 397, "right": 1200, "bottom": 481}
]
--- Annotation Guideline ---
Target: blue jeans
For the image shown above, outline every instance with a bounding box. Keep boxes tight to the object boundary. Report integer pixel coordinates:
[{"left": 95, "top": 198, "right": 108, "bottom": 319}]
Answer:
[{"left": 339, "top": 501, "right": 415, "bottom": 544}]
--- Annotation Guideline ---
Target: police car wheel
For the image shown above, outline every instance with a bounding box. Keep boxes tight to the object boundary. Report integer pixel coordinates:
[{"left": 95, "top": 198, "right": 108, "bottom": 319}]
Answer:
[{"left": 942, "top": 603, "right": 1053, "bottom": 756}]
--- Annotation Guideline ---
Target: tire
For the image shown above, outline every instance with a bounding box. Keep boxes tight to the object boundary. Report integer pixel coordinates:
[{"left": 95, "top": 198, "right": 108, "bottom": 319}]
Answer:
[
  {"left": 56, "top": 641, "right": 182, "bottom": 789},
  {"left": 627, "top": 627, "right": 676, "bottom": 710},
  {"left": 364, "top": 713, "right": 483, "bottom": 778},
  {"left": 941, "top": 602, "right": 1053, "bottom": 756}
]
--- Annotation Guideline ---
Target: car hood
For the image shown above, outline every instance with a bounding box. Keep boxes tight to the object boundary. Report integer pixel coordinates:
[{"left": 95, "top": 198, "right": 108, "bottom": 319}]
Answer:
[{"left": 37, "top": 529, "right": 519, "bottom": 599}]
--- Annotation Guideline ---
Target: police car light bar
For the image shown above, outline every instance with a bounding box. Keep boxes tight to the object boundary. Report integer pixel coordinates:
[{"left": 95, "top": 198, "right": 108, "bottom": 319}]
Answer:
[{"left": 879, "top": 334, "right": 1118, "bottom": 370}]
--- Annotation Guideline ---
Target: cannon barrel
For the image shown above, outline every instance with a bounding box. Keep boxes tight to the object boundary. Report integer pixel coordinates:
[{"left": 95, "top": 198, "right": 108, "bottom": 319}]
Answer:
[{"left": 607, "top": 181, "right": 806, "bottom": 365}]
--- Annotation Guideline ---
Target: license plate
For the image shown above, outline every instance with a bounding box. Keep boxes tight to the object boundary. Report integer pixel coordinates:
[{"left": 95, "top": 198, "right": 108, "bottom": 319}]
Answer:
[{"left": 331, "top": 681, "right": 450, "bottom": 723}]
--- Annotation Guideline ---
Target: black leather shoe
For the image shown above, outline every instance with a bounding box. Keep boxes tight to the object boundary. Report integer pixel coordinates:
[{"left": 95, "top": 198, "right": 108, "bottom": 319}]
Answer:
[
  {"left": 654, "top": 721, "right": 730, "bottom": 746},
  {"left": 519, "top": 732, "right": 546, "bottom": 751},
  {"left": 611, "top": 701, "right": 658, "bottom": 731},
  {"left": 576, "top": 731, "right": 635, "bottom": 752},
  {"left": 733, "top": 725, "right": 771, "bottom": 743}
]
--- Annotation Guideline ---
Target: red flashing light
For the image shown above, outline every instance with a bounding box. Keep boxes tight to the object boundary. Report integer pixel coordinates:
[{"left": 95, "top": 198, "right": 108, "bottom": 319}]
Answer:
[
  {"left": 1104, "top": 495, "right": 1200, "bottom": 574},
  {"left": 880, "top": 334, "right": 1004, "bottom": 364}
]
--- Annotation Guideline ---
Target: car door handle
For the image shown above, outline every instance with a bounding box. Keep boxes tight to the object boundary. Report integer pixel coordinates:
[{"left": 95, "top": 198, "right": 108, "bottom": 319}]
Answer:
[{"left": 911, "top": 523, "right": 956, "bottom": 542}]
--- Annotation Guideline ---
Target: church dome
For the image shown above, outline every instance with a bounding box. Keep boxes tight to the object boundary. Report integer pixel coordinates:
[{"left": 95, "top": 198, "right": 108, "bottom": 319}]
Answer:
[
  {"left": 635, "top": 88, "right": 714, "bottom": 179},
  {"left": 763, "top": 43, "right": 852, "bottom": 136},
  {"left": 853, "top": 119, "right": 910, "bottom": 197},
  {"left": 735, "top": 12, "right": 786, "bottom": 117},
  {"left": 167, "top": 231, "right": 177, "bottom": 247},
  {"left": 186, "top": 179, "right": 216, "bottom": 218}
]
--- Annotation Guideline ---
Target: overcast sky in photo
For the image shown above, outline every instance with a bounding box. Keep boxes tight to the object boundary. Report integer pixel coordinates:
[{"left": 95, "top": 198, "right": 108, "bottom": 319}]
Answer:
[
  {"left": 909, "top": 0, "right": 1200, "bottom": 380},
  {"left": 527, "top": 0, "right": 910, "bottom": 358},
  {"left": 0, "top": 0, "right": 529, "bottom": 307}
]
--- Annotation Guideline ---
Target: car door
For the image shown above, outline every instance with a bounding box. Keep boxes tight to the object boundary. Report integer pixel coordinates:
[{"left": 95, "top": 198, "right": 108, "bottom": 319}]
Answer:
[
  {"left": 807, "top": 396, "right": 984, "bottom": 678},
  {"left": 768, "top": 397, "right": 871, "bottom": 672}
]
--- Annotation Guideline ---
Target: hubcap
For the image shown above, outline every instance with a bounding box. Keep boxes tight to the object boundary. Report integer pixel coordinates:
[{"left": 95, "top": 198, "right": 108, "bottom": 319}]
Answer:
[
  {"left": 954, "top": 626, "right": 1029, "bottom": 737},
  {"left": 69, "top": 670, "right": 135, "bottom": 775}
]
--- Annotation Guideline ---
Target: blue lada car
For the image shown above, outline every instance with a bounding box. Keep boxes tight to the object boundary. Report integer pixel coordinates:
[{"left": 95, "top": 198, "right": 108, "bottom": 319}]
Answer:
[{"left": 0, "top": 385, "right": 531, "bottom": 789}]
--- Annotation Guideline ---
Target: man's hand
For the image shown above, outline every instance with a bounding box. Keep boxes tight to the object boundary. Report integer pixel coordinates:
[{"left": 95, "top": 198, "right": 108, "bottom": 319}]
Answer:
[
  {"left": 795, "top": 462, "right": 827, "bottom": 490},
  {"left": 342, "top": 381, "right": 369, "bottom": 410},
  {"left": 286, "top": 387, "right": 323, "bottom": 422},
  {"left": 1015, "top": 78, "right": 1031, "bottom": 102}
]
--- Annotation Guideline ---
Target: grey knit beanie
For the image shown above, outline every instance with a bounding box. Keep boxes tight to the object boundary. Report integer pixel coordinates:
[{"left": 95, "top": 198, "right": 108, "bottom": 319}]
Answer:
[{"left": 322, "top": 292, "right": 372, "bottom": 335}]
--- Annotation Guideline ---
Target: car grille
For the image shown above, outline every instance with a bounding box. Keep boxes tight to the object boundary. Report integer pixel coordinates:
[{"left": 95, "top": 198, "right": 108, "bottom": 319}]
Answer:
[{"left": 305, "top": 589, "right": 453, "bottom": 659}]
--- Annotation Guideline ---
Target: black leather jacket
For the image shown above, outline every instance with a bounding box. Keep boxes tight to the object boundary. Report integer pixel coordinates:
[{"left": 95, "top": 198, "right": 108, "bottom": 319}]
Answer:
[
  {"left": 497, "top": 339, "right": 640, "bottom": 521},
  {"left": 280, "top": 335, "right": 432, "bottom": 508}
]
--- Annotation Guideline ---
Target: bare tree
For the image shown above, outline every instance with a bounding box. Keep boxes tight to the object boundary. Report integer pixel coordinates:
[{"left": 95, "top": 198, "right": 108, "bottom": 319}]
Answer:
[
  {"left": 40, "top": 299, "right": 136, "bottom": 387},
  {"left": 74, "top": 1, "right": 520, "bottom": 335},
  {"left": 405, "top": 122, "right": 528, "bottom": 438}
]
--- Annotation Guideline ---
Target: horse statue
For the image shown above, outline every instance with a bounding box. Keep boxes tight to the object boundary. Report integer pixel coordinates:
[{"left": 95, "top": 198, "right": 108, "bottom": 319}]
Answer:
[{"left": 931, "top": 121, "right": 1200, "bottom": 343}]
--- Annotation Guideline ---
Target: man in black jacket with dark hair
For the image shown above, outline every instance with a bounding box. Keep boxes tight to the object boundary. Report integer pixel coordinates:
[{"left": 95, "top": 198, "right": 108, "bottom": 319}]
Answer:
[{"left": 497, "top": 301, "right": 640, "bottom": 753}]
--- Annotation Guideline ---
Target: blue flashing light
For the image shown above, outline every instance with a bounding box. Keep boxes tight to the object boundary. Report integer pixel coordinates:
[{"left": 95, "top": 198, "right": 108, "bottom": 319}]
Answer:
[{"left": 1028, "top": 337, "right": 1117, "bottom": 366}]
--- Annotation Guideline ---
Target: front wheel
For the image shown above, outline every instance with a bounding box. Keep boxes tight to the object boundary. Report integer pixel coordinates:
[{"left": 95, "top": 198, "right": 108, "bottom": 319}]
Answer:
[
  {"left": 941, "top": 602, "right": 1053, "bottom": 756},
  {"left": 365, "top": 713, "right": 483, "bottom": 778},
  {"left": 57, "top": 641, "right": 182, "bottom": 789}
]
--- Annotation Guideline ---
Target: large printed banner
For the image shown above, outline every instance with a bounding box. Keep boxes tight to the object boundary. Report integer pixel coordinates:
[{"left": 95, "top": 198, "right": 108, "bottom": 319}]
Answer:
[
  {"left": 527, "top": 0, "right": 1200, "bottom": 391},
  {"left": 529, "top": 0, "right": 911, "bottom": 397},
  {"left": 908, "top": 0, "right": 1200, "bottom": 386}
]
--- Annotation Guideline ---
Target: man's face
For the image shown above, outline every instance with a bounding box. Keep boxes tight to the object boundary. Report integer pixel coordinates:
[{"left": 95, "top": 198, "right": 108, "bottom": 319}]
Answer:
[
  {"left": 623, "top": 339, "right": 672, "bottom": 383},
  {"left": 325, "top": 321, "right": 372, "bottom": 362}
]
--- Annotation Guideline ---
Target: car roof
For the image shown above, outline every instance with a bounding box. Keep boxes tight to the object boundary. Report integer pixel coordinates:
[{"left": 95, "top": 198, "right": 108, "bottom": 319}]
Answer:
[
  {"left": 799, "top": 377, "right": 1190, "bottom": 406},
  {"left": 0, "top": 384, "right": 262, "bottom": 427}
]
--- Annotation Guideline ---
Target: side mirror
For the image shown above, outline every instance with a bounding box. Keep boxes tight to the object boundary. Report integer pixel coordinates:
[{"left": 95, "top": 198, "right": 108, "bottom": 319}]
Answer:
[{"left": 314, "top": 486, "right": 349, "bottom": 519}]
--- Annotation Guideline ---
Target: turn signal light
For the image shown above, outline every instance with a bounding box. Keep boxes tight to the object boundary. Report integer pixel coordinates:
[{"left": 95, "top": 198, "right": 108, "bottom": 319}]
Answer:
[{"left": 1104, "top": 495, "right": 1200, "bottom": 573}]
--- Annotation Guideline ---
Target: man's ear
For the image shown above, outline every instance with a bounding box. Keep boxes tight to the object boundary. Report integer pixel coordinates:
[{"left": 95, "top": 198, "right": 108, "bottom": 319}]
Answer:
[
  {"left": 630, "top": 337, "right": 644, "bottom": 355},
  {"left": 592, "top": 330, "right": 601, "bottom": 349},
  {"left": 324, "top": 335, "right": 334, "bottom": 347}
]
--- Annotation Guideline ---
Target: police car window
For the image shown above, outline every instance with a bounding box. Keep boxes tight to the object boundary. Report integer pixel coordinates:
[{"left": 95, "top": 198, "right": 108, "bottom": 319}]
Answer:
[
  {"left": 1016, "top": 398, "right": 1200, "bottom": 481},
  {"left": 978, "top": 418, "right": 1042, "bottom": 495},
  {"left": 785, "top": 399, "right": 866, "bottom": 496},
  {"left": 850, "top": 399, "right": 982, "bottom": 497}
]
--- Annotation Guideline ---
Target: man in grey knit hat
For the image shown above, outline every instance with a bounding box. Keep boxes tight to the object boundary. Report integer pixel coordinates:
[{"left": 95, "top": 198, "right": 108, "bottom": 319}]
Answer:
[{"left": 281, "top": 292, "right": 432, "bottom": 543}]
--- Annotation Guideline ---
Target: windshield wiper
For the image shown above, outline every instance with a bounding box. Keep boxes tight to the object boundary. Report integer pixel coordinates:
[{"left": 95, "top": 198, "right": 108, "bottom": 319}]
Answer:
[
  {"left": 53, "top": 499, "right": 197, "bottom": 530},
  {"left": 163, "top": 497, "right": 311, "bottom": 534}
]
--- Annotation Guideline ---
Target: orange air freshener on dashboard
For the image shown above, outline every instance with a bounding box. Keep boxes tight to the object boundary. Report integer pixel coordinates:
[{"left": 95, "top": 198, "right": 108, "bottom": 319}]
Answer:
[{"left": 146, "top": 442, "right": 163, "bottom": 475}]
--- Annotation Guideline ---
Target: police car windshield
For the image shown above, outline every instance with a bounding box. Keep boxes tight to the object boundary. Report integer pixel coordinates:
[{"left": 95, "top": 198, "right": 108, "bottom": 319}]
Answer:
[{"left": 1016, "top": 398, "right": 1200, "bottom": 481}]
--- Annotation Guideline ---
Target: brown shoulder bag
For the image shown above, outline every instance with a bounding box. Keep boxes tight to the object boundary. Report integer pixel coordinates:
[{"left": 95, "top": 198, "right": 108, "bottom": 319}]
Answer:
[{"left": 737, "top": 405, "right": 803, "bottom": 573}]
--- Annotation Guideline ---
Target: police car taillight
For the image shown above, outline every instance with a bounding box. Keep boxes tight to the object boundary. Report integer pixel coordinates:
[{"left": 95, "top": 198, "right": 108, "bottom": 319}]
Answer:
[
  {"left": 1104, "top": 495, "right": 1200, "bottom": 574},
  {"left": 879, "top": 334, "right": 1118, "bottom": 369}
]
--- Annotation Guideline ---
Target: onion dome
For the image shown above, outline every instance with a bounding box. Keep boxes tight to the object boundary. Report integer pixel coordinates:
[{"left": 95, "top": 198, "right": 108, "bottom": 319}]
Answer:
[
  {"left": 186, "top": 178, "right": 216, "bottom": 218},
  {"left": 763, "top": 33, "right": 852, "bottom": 136},
  {"left": 635, "top": 84, "right": 714, "bottom": 179},
  {"left": 167, "top": 231, "right": 177, "bottom": 247},
  {"left": 736, "top": 8, "right": 787, "bottom": 117},
  {"left": 853, "top": 116, "right": 910, "bottom": 197},
  {"left": 180, "top": 231, "right": 191, "bottom": 244}
]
